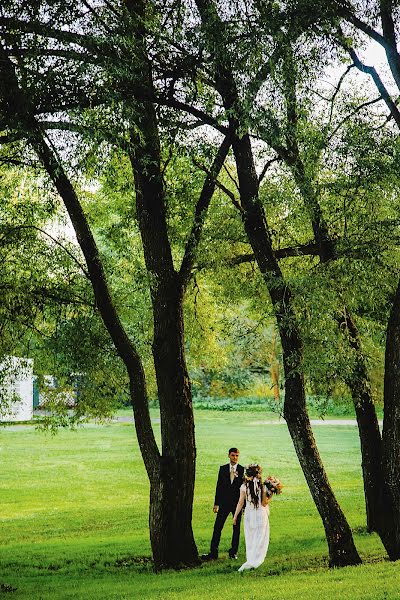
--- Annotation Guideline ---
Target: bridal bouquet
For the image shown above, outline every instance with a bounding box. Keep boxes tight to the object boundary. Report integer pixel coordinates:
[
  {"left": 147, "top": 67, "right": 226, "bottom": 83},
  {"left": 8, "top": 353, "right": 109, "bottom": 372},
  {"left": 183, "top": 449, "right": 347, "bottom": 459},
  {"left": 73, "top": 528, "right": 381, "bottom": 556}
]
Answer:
[{"left": 263, "top": 475, "right": 283, "bottom": 497}]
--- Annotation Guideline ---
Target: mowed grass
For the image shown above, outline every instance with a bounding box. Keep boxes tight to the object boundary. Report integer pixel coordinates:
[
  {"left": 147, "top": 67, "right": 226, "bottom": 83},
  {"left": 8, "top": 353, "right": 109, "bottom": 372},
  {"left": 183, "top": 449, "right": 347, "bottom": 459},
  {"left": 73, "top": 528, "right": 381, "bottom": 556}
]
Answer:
[{"left": 0, "top": 409, "right": 399, "bottom": 599}]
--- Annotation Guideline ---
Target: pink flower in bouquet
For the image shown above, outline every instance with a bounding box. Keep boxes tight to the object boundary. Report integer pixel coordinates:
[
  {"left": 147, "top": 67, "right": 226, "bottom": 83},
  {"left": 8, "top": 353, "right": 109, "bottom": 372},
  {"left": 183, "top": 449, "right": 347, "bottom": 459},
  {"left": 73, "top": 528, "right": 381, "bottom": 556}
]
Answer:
[{"left": 263, "top": 475, "right": 283, "bottom": 497}]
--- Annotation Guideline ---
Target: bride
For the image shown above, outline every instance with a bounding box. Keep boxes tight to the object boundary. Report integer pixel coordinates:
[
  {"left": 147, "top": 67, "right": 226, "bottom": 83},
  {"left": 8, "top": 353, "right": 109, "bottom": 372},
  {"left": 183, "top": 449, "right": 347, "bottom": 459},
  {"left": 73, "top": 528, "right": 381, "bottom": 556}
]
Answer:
[{"left": 232, "top": 463, "right": 271, "bottom": 572}]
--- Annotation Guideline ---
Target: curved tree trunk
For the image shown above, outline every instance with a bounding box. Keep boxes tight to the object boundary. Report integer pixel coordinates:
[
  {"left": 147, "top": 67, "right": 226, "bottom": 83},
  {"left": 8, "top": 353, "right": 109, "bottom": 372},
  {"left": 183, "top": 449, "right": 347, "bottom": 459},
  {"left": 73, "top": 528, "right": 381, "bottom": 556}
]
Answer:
[
  {"left": 292, "top": 162, "right": 383, "bottom": 534},
  {"left": 0, "top": 38, "right": 200, "bottom": 570},
  {"left": 284, "top": 373, "right": 362, "bottom": 565},
  {"left": 232, "top": 131, "right": 361, "bottom": 567},
  {"left": 337, "top": 0, "right": 400, "bottom": 552},
  {"left": 0, "top": 27, "right": 234, "bottom": 566},
  {"left": 341, "top": 309, "right": 383, "bottom": 534},
  {"left": 381, "top": 278, "right": 400, "bottom": 559},
  {"left": 280, "top": 55, "right": 384, "bottom": 534}
]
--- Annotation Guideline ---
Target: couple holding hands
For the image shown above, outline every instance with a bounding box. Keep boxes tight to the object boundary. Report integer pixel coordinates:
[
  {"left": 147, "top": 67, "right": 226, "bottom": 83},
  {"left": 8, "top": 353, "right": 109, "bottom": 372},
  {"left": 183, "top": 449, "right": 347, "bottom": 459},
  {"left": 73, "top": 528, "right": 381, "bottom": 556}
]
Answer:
[{"left": 202, "top": 447, "right": 280, "bottom": 572}]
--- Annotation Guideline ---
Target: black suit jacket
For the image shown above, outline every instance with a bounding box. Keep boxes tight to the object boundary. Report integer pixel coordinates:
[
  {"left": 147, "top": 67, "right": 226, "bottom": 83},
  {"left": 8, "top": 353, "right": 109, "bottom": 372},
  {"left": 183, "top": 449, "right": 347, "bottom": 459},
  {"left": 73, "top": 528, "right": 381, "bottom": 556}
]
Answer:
[{"left": 214, "top": 463, "right": 244, "bottom": 509}]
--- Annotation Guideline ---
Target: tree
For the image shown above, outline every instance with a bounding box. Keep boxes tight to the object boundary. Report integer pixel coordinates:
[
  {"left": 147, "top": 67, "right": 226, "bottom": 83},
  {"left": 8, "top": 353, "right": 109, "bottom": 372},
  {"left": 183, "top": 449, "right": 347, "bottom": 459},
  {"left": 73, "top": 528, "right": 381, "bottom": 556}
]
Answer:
[
  {"left": 286, "top": 0, "right": 400, "bottom": 558},
  {"left": 0, "top": 0, "right": 232, "bottom": 569},
  {"left": 191, "top": 0, "right": 361, "bottom": 567},
  {"left": 257, "top": 39, "right": 382, "bottom": 534},
  {"left": 302, "top": 0, "right": 400, "bottom": 559}
]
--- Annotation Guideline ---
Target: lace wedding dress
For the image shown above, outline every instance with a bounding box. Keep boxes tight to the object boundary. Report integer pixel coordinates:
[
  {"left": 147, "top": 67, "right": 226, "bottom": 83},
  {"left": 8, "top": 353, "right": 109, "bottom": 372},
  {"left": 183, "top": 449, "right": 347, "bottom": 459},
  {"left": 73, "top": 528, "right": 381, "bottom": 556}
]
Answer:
[{"left": 238, "top": 482, "right": 270, "bottom": 571}]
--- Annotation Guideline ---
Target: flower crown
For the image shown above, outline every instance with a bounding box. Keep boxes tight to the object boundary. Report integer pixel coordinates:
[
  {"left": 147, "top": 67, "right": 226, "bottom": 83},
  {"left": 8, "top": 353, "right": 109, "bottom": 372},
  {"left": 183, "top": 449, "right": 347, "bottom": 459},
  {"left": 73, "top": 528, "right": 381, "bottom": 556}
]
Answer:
[{"left": 244, "top": 463, "right": 262, "bottom": 479}]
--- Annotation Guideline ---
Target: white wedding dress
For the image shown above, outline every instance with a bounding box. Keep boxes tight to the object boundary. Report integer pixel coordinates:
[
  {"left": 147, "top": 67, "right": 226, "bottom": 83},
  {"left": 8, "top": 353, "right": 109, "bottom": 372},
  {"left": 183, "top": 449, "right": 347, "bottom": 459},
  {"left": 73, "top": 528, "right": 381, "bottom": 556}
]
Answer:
[{"left": 238, "top": 482, "right": 270, "bottom": 572}]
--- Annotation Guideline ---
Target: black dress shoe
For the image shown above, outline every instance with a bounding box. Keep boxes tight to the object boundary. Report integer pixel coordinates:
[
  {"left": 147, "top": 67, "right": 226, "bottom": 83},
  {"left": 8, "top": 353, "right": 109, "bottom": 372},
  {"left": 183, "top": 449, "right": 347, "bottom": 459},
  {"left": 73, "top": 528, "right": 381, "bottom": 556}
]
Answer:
[
  {"left": 201, "top": 553, "right": 218, "bottom": 561},
  {"left": 229, "top": 553, "right": 238, "bottom": 559}
]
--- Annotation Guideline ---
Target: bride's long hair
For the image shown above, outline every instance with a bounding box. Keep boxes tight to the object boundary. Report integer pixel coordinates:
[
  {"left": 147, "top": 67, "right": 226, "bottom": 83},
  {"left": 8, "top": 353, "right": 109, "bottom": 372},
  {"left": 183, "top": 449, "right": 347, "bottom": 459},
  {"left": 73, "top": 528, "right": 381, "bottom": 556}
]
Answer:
[{"left": 244, "top": 464, "right": 262, "bottom": 508}]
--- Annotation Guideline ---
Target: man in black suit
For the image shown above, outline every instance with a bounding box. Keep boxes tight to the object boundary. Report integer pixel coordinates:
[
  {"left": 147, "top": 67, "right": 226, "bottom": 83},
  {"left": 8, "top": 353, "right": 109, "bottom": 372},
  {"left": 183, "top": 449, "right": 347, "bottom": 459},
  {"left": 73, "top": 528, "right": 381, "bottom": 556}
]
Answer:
[{"left": 202, "top": 447, "right": 244, "bottom": 560}]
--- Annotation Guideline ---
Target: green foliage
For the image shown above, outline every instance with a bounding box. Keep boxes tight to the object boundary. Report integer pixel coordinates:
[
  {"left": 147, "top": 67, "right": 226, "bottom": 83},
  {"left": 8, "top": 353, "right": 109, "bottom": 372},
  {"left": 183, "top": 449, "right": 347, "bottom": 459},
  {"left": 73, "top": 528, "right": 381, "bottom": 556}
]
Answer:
[
  {"left": 2, "top": 0, "right": 400, "bottom": 424},
  {"left": 190, "top": 394, "right": 356, "bottom": 416},
  {"left": 0, "top": 159, "right": 136, "bottom": 423},
  {"left": 193, "top": 395, "right": 278, "bottom": 412}
]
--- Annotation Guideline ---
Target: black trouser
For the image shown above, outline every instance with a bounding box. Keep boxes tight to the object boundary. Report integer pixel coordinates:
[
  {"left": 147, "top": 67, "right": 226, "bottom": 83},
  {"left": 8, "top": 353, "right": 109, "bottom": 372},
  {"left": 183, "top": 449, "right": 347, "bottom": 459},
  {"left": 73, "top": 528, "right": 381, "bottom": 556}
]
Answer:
[{"left": 210, "top": 504, "right": 242, "bottom": 556}]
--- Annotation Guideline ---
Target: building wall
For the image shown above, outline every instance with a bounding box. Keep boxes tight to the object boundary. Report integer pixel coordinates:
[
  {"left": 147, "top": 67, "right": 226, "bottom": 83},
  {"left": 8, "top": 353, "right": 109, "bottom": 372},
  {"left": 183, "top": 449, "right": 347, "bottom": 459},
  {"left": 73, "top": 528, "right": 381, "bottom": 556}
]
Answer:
[{"left": 0, "top": 357, "right": 33, "bottom": 422}]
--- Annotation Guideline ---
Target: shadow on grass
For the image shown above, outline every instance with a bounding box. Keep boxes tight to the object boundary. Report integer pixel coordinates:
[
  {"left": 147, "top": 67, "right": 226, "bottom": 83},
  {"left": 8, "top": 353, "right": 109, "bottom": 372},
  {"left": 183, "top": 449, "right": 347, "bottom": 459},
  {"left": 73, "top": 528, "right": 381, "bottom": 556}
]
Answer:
[
  {"left": 96, "top": 550, "right": 331, "bottom": 577},
  {"left": 103, "top": 555, "right": 153, "bottom": 573},
  {"left": 0, "top": 582, "right": 17, "bottom": 593}
]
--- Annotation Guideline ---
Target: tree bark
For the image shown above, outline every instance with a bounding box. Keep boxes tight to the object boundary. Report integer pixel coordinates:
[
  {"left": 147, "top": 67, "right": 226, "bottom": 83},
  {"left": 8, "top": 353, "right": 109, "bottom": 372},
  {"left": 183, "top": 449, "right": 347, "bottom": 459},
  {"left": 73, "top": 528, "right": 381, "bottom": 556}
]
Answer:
[
  {"left": 341, "top": 309, "right": 383, "bottom": 534},
  {"left": 269, "top": 328, "right": 280, "bottom": 402},
  {"left": 379, "top": 0, "right": 400, "bottom": 92},
  {"left": 284, "top": 373, "right": 362, "bottom": 565},
  {"left": 1, "top": 34, "right": 218, "bottom": 569},
  {"left": 123, "top": 0, "right": 199, "bottom": 567},
  {"left": 129, "top": 120, "right": 198, "bottom": 566},
  {"left": 146, "top": 288, "right": 198, "bottom": 569},
  {"left": 377, "top": 1, "right": 400, "bottom": 557},
  {"left": 381, "top": 279, "right": 400, "bottom": 559},
  {"left": 0, "top": 43, "right": 159, "bottom": 485}
]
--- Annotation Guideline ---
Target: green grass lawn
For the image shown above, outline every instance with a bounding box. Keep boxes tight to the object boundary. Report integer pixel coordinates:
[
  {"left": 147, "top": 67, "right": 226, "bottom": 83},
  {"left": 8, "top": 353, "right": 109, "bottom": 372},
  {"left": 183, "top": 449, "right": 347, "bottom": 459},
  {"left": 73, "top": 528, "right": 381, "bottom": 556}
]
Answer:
[{"left": 0, "top": 409, "right": 398, "bottom": 599}]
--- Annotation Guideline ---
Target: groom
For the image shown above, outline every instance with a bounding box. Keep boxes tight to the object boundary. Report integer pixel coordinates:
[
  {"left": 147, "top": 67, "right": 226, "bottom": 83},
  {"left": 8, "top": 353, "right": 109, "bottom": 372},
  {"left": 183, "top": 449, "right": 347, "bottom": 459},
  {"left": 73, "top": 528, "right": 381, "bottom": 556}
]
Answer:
[{"left": 202, "top": 447, "right": 244, "bottom": 560}]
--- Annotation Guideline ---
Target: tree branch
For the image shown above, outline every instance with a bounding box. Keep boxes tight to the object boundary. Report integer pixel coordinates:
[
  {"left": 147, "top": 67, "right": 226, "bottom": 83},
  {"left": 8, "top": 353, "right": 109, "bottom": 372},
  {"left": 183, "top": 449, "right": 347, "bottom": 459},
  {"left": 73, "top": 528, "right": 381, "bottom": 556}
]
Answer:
[
  {"left": 338, "top": 5, "right": 393, "bottom": 51},
  {"left": 191, "top": 155, "right": 243, "bottom": 213},
  {"left": 379, "top": 0, "right": 400, "bottom": 92},
  {"left": 0, "top": 224, "right": 90, "bottom": 278},
  {"left": 155, "top": 94, "right": 229, "bottom": 134},
  {"left": 258, "top": 156, "right": 280, "bottom": 184},
  {"left": 39, "top": 120, "right": 129, "bottom": 150},
  {"left": 339, "top": 2, "right": 400, "bottom": 92},
  {"left": 179, "top": 134, "right": 232, "bottom": 288},
  {"left": 222, "top": 163, "right": 240, "bottom": 192},
  {"left": 246, "top": 46, "right": 281, "bottom": 103},
  {"left": 339, "top": 34, "right": 400, "bottom": 130},
  {"left": 0, "top": 17, "right": 108, "bottom": 55},
  {"left": 81, "top": 0, "right": 114, "bottom": 35},
  {"left": 9, "top": 47, "right": 102, "bottom": 64},
  {"left": 328, "top": 96, "right": 386, "bottom": 141},
  {"left": 327, "top": 63, "right": 355, "bottom": 130},
  {"left": 230, "top": 241, "right": 320, "bottom": 265}
]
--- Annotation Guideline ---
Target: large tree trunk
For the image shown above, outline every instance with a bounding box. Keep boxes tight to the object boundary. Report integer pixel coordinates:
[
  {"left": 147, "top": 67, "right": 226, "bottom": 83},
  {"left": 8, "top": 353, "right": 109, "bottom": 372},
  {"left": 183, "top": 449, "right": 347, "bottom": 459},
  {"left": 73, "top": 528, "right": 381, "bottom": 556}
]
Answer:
[
  {"left": 338, "top": 0, "right": 400, "bottom": 552},
  {"left": 281, "top": 52, "right": 383, "bottom": 533},
  {"left": 291, "top": 158, "right": 383, "bottom": 534},
  {"left": 232, "top": 131, "right": 361, "bottom": 567},
  {"left": 381, "top": 278, "right": 400, "bottom": 559},
  {"left": 125, "top": 3, "right": 198, "bottom": 563},
  {"left": 363, "top": 0, "right": 400, "bottom": 558},
  {"left": 148, "top": 293, "right": 198, "bottom": 568},
  {"left": 284, "top": 373, "right": 362, "bottom": 565},
  {"left": 148, "top": 295, "right": 198, "bottom": 567},
  {"left": 341, "top": 309, "right": 383, "bottom": 534},
  {"left": 131, "top": 183, "right": 198, "bottom": 566}
]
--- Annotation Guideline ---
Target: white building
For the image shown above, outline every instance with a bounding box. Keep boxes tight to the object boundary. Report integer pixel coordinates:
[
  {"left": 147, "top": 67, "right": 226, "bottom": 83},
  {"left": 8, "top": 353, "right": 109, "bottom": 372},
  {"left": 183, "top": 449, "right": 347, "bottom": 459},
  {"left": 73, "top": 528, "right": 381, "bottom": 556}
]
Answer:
[{"left": 0, "top": 357, "right": 33, "bottom": 422}]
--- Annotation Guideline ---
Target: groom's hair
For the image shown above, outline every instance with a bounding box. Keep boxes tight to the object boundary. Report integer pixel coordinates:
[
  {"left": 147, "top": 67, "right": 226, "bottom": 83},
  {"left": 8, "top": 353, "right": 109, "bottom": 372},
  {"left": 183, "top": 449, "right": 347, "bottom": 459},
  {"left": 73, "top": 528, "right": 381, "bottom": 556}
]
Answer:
[{"left": 228, "top": 447, "right": 239, "bottom": 454}]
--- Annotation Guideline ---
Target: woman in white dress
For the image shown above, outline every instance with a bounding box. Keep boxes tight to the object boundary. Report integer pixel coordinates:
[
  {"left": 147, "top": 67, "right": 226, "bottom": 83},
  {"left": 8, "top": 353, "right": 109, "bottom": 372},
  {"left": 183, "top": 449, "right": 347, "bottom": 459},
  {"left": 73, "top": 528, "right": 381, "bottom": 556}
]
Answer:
[{"left": 232, "top": 463, "right": 271, "bottom": 572}]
